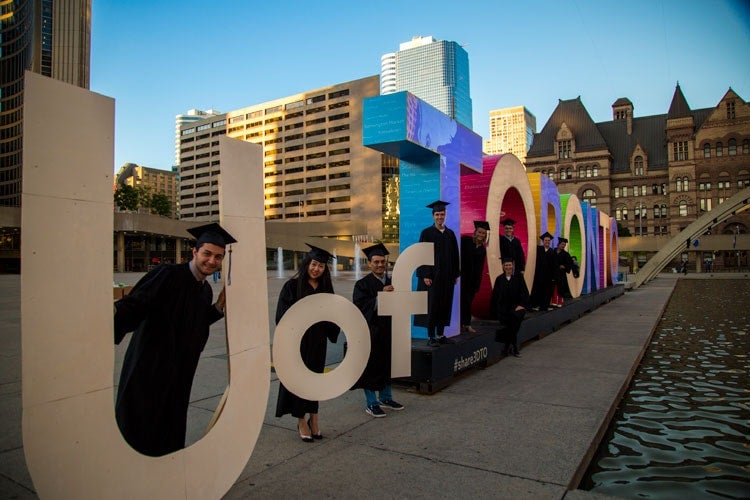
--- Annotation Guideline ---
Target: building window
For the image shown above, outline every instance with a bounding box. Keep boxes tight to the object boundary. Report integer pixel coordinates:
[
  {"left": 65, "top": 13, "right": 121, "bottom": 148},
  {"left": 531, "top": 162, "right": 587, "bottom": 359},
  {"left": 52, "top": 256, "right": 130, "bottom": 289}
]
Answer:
[
  {"left": 679, "top": 201, "right": 688, "bottom": 217},
  {"left": 673, "top": 141, "right": 689, "bottom": 161},
  {"left": 729, "top": 138, "right": 737, "bottom": 156},
  {"left": 634, "top": 156, "right": 644, "bottom": 175},
  {"left": 614, "top": 187, "right": 620, "bottom": 198},
  {"left": 622, "top": 186, "right": 628, "bottom": 197},
  {"left": 716, "top": 142, "right": 723, "bottom": 157},
  {"left": 661, "top": 204, "right": 667, "bottom": 218},
  {"left": 577, "top": 166, "right": 583, "bottom": 178},
  {"left": 582, "top": 189, "right": 597, "bottom": 207},
  {"left": 633, "top": 186, "right": 639, "bottom": 197},
  {"left": 548, "top": 170, "right": 554, "bottom": 181},
  {"left": 743, "top": 139, "right": 749, "bottom": 155},
  {"left": 653, "top": 204, "right": 660, "bottom": 218},
  {"left": 560, "top": 169, "right": 567, "bottom": 180},
  {"left": 699, "top": 197, "right": 712, "bottom": 212},
  {"left": 641, "top": 185, "right": 647, "bottom": 196},
  {"left": 616, "top": 206, "right": 628, "bottom": 220},
  {"left": 593, "top": 165, "right": 599, "bottom": 177},
  {"left": 727, "top": 100, "right": 735, "bottom": 119},
  {"left": 704, "top": 143, "right": 711, "bottom": 158},
  {"left": 558, "top": 140, "right": 571, "bottom": 159}
]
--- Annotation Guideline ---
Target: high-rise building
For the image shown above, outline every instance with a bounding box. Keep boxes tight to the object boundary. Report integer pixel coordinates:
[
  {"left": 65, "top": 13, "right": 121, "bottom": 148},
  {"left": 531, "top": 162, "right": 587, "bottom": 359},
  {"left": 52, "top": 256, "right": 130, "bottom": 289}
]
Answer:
[
  {"left": 174, "top": 109, "right": 221, "bottom": 168},
  {"left": 0, "top": 0, "right": 91, "bottom": 207},
  {"left": 484, "top": 106, "right": 537, "bottom": 163},
  {"left": 177, "top": 76, "right": 398, "bottom": 242},
  {"left": 380, "top": 35, "right": 473, "bottom": 129},
  {"left": 115, "top": 163, "right": 179, "bottom": 218}
]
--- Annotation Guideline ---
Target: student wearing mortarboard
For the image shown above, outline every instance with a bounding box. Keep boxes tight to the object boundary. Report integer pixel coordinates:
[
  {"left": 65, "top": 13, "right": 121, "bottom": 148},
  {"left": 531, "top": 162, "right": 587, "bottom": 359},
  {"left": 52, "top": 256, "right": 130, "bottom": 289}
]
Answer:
[
  {"left": 275, "top": 243, "right": 340, "bottom": 442},
  {"left": 114, "top": 222, "right": 234, "bottom": 456},
  {"left": 552, "top": 237, "right": 574, "bottom": 305},
  {"left": 499, "top": 218, "right": 526, "bottom": 275},
  {"left": 530, "top": 231, "right": 556, "bottom": 311},
  {"left": 491, "top": 256, "right": 529, "bottom": 357},
  {"left": 415, "top": 200, "right": 461, "bottom": 346},
  {"left": 351, "top": 243, "right": 405, "bottom": 418},
  {"left": 460, "top": 221, "right": 490, "bottom": 333}
]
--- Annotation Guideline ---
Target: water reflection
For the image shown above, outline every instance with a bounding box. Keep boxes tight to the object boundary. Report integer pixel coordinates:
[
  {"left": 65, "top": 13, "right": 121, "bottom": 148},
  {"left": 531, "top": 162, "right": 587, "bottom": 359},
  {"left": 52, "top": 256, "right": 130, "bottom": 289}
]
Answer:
[{"left": 583, "top": 279, "right": 750, "bottom": 499}]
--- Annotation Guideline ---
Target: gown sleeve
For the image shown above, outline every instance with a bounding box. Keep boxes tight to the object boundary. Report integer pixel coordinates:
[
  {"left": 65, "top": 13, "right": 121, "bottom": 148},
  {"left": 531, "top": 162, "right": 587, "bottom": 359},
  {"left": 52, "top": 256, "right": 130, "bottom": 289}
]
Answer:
[{"left": 114, "top": 265, "right": 171, "bottom": 344}]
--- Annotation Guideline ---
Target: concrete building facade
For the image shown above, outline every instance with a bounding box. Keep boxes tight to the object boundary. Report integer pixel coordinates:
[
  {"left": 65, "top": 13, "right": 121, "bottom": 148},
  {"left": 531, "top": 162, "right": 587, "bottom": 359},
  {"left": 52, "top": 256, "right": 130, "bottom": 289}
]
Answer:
[
  {"left": 115, "top": 163, "right": 179, "bottom": 218},
  {"left": 525, "top": 85, "right": 750, "bottom": 271},
  {"left": 484, "top": 105, "right": 537, "bottom": 163},
  {"left": 174, "top": 109, "right": 221, "bottom": 167},
  {"left": 178, "top": 76, "right": 396, "bottom": 242}
]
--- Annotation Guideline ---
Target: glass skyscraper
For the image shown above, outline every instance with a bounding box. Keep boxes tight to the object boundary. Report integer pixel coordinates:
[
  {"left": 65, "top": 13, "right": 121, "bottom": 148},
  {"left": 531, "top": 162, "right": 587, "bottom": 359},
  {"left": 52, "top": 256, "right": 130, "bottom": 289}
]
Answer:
[{"left": 380, "top": 35, "right": 473, "bottom": 129}]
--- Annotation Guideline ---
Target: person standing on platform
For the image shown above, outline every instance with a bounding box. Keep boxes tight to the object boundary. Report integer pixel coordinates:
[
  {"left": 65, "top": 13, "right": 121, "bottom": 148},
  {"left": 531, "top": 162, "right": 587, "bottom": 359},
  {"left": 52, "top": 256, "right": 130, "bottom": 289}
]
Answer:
[
  {"left": 553, "top": 237, "right": 574, "bottom": 305},
  {"left": 275, "top": 244, "right": 340, "bottom": 442},
  {"left": 491, "top": 256, "right": 530, "bottom": 357},
  {"left": 499, "top": 218, "right": 525, "bottom": 275},
  {"left": 114, "top": 222, "right": 232, "bottom": 457},
  {"left": 530, "top": 232, "right": 556, "bottom": 311},
  {"left": 460, "top": 221, "right": 489, "bottom": 333},
  {"left": 351, "top": 243, "right": 405, "bottom": 418},
  {"left": 415, "top": 200, "right": 460, "bottom": 346}
]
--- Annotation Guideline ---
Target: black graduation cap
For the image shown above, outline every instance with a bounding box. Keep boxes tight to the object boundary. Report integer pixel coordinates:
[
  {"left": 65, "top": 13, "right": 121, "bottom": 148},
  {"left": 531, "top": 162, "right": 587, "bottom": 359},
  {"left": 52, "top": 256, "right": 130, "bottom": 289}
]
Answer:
[
  {"left": 426, "top": 200, "right": 450, "bottom": 213},
  {"left": 540, "top": 232, "right": 553, "bottom": 240},
  {"left": 187, "top": 222, "right": 237, "bottom": 248},
  {"left": 558, "top": 237, "right": 569, "bottom": 244},
  {"left": 501, "top": 256, "right": 515, "bottom": 263},
  {"left": 362, "top": 243, "right": 389, "bottom": 261},
  {"left": 500, "top": 218, "right": 517, "bottom": 227},
  {"left": 305, "top": 243, "right": 333, "bottom": 263},
  {"left": 474, "top": 221, "right": 490, "bottom": 231}
]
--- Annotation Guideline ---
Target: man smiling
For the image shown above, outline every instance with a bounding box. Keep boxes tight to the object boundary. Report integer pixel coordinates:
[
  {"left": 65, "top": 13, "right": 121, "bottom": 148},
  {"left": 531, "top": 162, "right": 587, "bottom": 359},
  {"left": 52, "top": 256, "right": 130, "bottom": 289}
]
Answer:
[{"left": 114, "top": 223, "right": 232, "bottom": 456}]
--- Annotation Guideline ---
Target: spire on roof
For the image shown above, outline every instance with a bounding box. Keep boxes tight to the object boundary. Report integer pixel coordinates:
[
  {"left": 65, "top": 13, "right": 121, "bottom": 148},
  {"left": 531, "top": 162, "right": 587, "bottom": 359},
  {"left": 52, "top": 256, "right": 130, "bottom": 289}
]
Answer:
[{"left": 667, "top": 82, "right": 692, "bottom": 119}]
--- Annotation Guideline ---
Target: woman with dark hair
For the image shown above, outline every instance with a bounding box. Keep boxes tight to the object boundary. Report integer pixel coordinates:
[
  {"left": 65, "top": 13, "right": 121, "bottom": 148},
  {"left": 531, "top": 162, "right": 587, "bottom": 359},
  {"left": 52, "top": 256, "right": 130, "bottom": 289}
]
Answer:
[{"left": 274, "top": 244, "right": 339, "bottom": 442}]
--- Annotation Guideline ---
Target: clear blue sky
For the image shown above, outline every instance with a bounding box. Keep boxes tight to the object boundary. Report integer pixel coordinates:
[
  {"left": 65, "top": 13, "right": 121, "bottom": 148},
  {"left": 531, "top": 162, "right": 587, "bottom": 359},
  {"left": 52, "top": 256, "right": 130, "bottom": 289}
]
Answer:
[{"left": 91, "top": 0, "right": 750, "bottom": 172}]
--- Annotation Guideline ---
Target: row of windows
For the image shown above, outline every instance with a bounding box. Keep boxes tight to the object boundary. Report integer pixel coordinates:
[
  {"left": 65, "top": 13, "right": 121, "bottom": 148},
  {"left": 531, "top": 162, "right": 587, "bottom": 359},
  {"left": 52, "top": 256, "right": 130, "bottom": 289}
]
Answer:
[
  {"left": 702, "top": 139, "right": 749, "bottom": 158},
  {"left": 542, "top": 165, "right": 600, "bottom": 180},
  {"left": 614, "top": 184, "right": 668, "bottom": 198}
]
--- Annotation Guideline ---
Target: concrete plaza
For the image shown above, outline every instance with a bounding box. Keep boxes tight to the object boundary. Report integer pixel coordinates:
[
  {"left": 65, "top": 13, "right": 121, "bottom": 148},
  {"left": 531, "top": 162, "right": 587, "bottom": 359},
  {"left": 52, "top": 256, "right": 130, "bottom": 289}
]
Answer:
[{"left": 0, "top": 271, "right": 686, "bottom": 499}]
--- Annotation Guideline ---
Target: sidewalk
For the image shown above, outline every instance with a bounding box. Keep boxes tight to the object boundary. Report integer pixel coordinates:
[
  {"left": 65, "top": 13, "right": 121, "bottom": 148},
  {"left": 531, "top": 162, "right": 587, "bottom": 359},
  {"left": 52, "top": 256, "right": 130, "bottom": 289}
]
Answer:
[{"left": 0, "top": 272, "right": 679, "bottom": 499}]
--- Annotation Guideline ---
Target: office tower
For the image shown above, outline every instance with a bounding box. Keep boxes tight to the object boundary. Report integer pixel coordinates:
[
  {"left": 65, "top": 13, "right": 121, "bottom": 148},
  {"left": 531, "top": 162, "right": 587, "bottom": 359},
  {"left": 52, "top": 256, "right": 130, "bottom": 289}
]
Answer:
[
  {"left": 174, "top": 109, "right": 221, "bottom": 168},
  {"left": 115, "top": 163, "right": 179, "bottom": 218},
  {"left": 0, "top": 0, "right": 91, "bottom": 207},
  {"left": 178, "top": 76, "right": 395, "bottom": 241},
  {"left": 484, "top": 106, "right": 537, "bottom": 163},
  {"left": 380, "top": 35, "right": 473, "bottom": 129}
]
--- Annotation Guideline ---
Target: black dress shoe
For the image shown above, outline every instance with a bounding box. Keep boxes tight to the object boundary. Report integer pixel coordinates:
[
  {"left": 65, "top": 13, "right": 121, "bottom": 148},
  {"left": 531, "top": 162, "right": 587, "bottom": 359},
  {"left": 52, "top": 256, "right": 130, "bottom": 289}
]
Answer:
[
  {"left": 437, "top": 336, "right": 454, "bottom": 344},
  {"left": 308, "top": 418, "right": 323, "bottom": 439},
  {"left": 427, "top": 338, "right": 439, "bottom": 346}
]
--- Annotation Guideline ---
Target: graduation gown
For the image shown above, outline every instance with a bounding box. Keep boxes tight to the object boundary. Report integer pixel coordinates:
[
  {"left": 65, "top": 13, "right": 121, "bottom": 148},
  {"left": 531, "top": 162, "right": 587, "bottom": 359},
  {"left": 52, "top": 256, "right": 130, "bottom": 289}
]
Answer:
[
  {"left": 500, "top": 236, "right": 526, "bottom": 273},
  {"left": 554, "top": 249, "right": 574, "bottom": 299},
  {"left": 530, "top": 246, "right": 556, "bottom": 309},
  {"left": 114, "top": 262, "right": 224, "bottom": 457},
  {"left": 415, "top": 225, "right": 460, "bottom": 328},
  {"left": 490, "top": 273, "right": 529, "bottom": 345},
  {"left": 274, "top": 278, "right": 339, "bottom": 418},
  {"left": 351, "top": 273, "right": 392, "bottom": 391},
  {"left": 460, "top": 235, "right": 486, "bottom": 325}
]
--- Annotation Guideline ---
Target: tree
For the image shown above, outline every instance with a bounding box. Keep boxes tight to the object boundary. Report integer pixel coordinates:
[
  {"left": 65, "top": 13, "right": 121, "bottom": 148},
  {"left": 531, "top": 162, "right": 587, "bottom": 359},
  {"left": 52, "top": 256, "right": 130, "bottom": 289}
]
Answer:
[
  {"left": 114, "top": 185, "right": 140, "bottom": 211},
  {"left": 617, "top": 221, "right": 632, "bottom": 237},
  {"left": 150, "top": 193, "right": 172, "bottom": 217}
]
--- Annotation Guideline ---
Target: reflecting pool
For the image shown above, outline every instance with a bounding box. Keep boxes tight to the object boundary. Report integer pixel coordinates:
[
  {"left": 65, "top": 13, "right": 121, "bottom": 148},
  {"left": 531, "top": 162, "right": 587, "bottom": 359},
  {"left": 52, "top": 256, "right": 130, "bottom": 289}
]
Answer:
[{"left": 583, "top": 279, "right": 750, "bottom": 499}]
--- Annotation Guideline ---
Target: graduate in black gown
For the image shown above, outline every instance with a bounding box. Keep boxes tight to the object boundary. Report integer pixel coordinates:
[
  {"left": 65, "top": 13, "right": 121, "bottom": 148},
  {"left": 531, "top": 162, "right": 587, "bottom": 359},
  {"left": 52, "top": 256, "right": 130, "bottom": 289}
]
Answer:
[
  {"left": 530, "top": 232, "right": 556, "bottom": 311},
  {"left": 553, "top": 237, "right": 574, "bottom": 302},
  {"left": 460, "top": 221, "right": 489, "bottom": 333},
  {"left": 275, "top": 244, "right": 339, "bottom": 442},
  {"left": 499, "top": 218, "right": 526, "bottom": 275},
  {"left": 491, "top": 256, "right": 530, "bottom": 357},
  {"left": 415, "top": 200, "right": 460, "bottom": 346},
  {"left": 351, "top": 243, "right": 404, "bottom": 418},
  {"left": 114, "top": 223, "right": 231, "bottom": 457}
]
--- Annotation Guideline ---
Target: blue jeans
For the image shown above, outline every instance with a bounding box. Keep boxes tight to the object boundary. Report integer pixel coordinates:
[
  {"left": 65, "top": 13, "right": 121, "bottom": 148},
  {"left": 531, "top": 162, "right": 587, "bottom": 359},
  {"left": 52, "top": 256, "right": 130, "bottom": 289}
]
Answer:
[{"left": 364, "top": 385, "right": 393, "bottom": 407}]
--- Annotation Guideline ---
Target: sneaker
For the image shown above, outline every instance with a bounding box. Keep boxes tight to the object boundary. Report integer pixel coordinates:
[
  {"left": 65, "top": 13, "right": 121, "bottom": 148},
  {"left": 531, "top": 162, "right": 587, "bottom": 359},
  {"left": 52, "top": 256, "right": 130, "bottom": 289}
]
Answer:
[
  {"left": 366, "top": 404, "right": 386, "bottom": 418},
  {"left": 380, "top": 399, "right": 404, "bottom": 411},
  {"left": 427, "top": 338, "right": 439, "bottom": 346}
]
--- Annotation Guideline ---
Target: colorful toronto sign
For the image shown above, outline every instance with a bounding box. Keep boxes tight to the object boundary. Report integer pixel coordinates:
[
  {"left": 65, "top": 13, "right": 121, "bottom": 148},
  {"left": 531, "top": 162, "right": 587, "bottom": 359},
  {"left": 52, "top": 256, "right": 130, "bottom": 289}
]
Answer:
[{"left": 363, "top": 91, "right": 619, "bottom": 337}]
